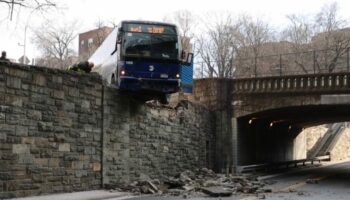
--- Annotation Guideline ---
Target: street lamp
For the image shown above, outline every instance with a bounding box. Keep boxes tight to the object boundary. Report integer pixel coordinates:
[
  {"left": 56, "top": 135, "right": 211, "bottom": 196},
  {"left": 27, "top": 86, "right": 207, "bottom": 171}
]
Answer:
[
  {"left": 18, "top": 27, "right": 27, "bottom": 64},
  {"left": 19, "top": 10, "right": 36, "bottom": 64}
]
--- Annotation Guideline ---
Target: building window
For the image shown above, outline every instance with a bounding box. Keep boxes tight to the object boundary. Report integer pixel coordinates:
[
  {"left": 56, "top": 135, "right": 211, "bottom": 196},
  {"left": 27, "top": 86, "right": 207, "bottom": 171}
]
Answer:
[
  {"left": 81, "top": 40, "right": 85, "bottom": 46},
  {"left": 88, "top": 38, "right": 93, "bottom": 46}
]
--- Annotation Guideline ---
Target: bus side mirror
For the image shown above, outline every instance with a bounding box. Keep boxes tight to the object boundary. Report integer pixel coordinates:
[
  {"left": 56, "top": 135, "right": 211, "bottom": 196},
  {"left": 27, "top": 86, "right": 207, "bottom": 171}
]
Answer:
[
  {"left": 181, "top": 50, "right": 186, "bottom": 60},
  {"left": 116, "top": 27, "right": 122, "bottom": 44},
  {"left": 117, "top": 33, "right": 122, "bottom": 44},
  {"left": 186, "top": 53, "right": 193, "bottom": 65},
  {"left": 181, "top": 51, "right": 193, "bottom": 66}
]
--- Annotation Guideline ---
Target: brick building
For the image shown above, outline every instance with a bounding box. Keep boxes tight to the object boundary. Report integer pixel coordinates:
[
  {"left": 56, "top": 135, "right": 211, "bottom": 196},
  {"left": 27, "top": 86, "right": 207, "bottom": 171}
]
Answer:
[{"left": 79, "top": 26, "right": 114, "bottom": 60}]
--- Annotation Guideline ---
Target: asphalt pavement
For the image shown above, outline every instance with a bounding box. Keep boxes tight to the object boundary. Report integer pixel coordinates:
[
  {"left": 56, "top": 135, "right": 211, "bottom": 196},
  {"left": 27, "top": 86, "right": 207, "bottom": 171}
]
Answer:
[
  {"left": 121, "top": 160, "right": 350, "bottom": 200},
  {"left": 12, "top": 160, "right": 350, "bottom": 200}
]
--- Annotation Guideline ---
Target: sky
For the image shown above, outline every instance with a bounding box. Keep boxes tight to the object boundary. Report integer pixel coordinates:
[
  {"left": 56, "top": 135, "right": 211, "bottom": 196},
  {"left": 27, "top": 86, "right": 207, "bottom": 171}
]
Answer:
[{"left": 1, "top": 0, "right": 350, "bottom": 62}]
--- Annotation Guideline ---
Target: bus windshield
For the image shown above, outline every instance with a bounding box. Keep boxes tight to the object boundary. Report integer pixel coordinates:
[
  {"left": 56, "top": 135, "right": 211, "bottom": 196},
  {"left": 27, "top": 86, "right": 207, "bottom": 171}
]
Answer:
[{"left": 123, "top": 32, "right": 179, "bottom": 60}]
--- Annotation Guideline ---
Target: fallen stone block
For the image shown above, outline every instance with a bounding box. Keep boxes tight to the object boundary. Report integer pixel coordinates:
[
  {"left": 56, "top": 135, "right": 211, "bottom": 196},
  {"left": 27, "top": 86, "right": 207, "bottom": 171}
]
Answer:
[
  {"left": 164, "top": 177, "right": 185, "bottom": 188},
  {"left": 306, "top": 178, "right": 319, "bottom": 184},
  {"left": 201, "top": 186, "right": 233, "bottom": 197}
]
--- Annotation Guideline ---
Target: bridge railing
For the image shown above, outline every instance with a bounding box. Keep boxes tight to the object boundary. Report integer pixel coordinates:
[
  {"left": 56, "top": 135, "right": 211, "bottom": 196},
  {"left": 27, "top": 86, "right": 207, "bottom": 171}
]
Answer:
[
  {"left": 235, "top": 48, "right": 350, "bottom": 78},
  {"left": 233, "top": 72, "right": 350, "bottom": 93}
]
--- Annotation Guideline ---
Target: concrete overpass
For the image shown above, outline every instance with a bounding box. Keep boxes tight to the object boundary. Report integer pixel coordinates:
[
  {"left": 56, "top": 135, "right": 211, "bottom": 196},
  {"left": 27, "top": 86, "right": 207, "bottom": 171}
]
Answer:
[{"left": 194, "top": 72, "right": 350, "bottom": 172}]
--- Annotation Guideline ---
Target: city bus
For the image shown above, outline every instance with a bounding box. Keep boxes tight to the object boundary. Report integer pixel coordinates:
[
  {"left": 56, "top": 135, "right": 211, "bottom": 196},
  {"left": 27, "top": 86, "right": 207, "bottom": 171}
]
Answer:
[{"left": 89, "top": 20, "right": 192, "bottom": 103}]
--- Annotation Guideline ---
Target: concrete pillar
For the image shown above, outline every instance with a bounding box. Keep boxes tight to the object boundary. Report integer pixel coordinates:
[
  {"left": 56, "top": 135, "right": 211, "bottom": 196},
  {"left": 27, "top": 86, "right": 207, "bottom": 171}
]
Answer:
[
  {"left": 232, "top": 117, "right": 238, "bottom": 173},
  {"left": 214, "top": 111, "right": 235, "bottom": 173}
]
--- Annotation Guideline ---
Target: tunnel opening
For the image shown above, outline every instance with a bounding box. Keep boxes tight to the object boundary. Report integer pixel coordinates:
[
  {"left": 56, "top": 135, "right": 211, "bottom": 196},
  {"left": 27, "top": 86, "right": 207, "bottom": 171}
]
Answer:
[{"left": 236, "top": 105, "right": 350, "bottom": 167}]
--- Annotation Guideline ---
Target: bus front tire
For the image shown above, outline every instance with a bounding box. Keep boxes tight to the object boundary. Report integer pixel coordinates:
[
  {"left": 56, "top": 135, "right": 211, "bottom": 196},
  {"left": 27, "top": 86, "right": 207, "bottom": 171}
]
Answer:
[{"left": 159, "top": 94, "right": 169, "bottom": 104}]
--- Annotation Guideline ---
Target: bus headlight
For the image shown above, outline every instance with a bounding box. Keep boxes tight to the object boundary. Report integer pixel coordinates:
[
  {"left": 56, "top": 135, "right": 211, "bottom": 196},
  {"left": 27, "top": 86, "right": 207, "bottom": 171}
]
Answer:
[
  {"left": 121, "top": 69, "right": 127, "bottom": 76},
  {"left": 176, "top": 73, "right": 180, "bottom": 78}
]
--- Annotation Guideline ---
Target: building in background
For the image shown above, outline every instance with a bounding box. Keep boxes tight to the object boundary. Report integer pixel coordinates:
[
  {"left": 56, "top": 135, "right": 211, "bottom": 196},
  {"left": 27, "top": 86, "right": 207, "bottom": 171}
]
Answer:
[{"left": 79, "top": 26, "right": 114, "bottom": 61}]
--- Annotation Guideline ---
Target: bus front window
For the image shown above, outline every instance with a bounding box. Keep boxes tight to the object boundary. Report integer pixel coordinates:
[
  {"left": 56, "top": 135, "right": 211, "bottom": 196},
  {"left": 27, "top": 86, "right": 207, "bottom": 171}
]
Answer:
[
  {"left": 151, "top": 34, "right": 178, "bottom": 60},
  {"left": 124, "top": 32, "right": 151, "bottom": 57},
  {"left": 123, "top": 32, "right": 178, "bottom": 60}
]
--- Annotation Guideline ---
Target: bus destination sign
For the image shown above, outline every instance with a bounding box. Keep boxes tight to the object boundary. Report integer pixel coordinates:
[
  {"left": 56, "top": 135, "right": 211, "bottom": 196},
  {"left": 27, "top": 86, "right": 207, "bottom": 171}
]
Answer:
[{"left": 126, "top": 23, "right": 176, "bottom": 34}]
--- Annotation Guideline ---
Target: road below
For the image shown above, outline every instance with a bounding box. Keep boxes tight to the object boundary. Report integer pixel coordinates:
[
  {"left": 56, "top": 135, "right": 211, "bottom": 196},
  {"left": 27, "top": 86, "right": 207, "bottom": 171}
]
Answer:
[
  {"left": 259, "top": 160, "right": 350, "bottom": 200},
  {"left": 13, "top": 160, "right": 350, "bottom": 200},
  {"left": 116, "top": 160, "right": 350, "bottom": 200}
]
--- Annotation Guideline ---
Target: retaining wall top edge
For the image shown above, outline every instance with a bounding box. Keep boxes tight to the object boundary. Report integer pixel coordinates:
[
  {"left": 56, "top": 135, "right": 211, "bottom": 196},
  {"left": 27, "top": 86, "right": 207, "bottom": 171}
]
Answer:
[{"left": 0, "top": 61, "right": 102, "bottom": 82}]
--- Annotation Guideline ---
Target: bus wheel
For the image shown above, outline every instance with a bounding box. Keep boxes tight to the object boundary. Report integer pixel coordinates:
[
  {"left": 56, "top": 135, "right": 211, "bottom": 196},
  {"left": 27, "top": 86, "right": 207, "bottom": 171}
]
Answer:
[
  {"left": 111, "top": 74, "right": 116, "bottom": 85},
  {"left": 159, "top": 94, "right": 169, "bottom": 104}
]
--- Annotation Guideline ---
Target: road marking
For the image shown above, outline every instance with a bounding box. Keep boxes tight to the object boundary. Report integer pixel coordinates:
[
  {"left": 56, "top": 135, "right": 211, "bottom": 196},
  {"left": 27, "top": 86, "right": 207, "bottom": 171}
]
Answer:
[
  {"left": 278, "top": 174, "right": 331, "bottom": 192},
  {"left": 239, "top": 174, "right": 333, "bottom": 200},
  {"left": 239, "top": 196, "right": 258, "bottom": 200}
]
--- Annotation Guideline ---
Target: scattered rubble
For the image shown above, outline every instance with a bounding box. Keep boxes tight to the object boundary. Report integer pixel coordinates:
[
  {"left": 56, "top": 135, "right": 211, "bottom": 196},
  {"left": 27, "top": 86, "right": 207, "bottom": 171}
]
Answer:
[
  {"left": 116, "top": 168, "right": 273, "bottom": 198},
  {"left": 257, "top": 193, "right": 266, "bottom": 199},
  {"left": 306, "top": 178, "right": 319, "bottom": 184}
]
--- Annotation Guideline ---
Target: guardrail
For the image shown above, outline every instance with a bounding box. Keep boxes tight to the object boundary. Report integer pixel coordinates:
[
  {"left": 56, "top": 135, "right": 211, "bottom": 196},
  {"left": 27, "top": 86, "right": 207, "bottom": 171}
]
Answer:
[{"left": 237, "top": 155, "right": 331, "bottom": 173}]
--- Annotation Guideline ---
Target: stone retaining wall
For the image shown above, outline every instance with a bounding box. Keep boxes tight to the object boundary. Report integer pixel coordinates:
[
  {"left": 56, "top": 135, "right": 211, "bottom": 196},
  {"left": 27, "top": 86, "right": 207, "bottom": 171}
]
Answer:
[
  {"left": 0, "top": 62, "right": 215, "bottom": 198},
  {"left": 103, "top": 89, "right": 215, "bottom": 186}
]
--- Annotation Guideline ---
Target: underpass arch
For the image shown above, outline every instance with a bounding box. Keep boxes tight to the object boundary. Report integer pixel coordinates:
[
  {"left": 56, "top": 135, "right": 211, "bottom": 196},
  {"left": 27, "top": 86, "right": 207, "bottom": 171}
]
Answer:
[{"left": 236, "top": 104, "right": 350, "bottom": 166}]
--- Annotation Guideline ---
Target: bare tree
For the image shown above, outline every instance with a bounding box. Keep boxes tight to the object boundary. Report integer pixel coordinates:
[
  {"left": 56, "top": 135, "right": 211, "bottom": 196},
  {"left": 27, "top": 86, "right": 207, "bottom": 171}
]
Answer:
[
  {"left": 235, "top": 15, "right": 274, "bottom": 77},
  {"left": 33, "top": 20, "right": 77, "bottom": 69},
  {"left": 281, "top": 14, "right": 313, "bottom": 73},
  {"left": 312, "top": 2, "right": 350, "bottom": 72},
  {"left": 163, "top": 10, "right": 196, "bottom": 53},
  {"left": 196, "top": 13, "right": 241, "bottom": 78},
  {"left": 0, "top": 0, "right": 56, "bottom": 21},
  {"left": 283, "top": 14, "right": 313, "bottom": 48}
]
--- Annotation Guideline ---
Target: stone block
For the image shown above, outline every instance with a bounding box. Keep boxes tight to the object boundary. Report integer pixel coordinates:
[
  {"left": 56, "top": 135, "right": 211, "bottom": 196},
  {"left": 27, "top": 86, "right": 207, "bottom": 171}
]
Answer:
[
  {"left": 32, "top": 174, "right": 44, "bottom": 183},
  {"left": 52, "top": 90, "right": 65, "bottom": 99},
  {"left": 64, "top": 154, "right": 79, "bottom": 161},
  {"left": 18, "top": 153, "right": 34, "bottom": 164},
  {"left": 27, "top": 110, "right": 42, "bottom": 120},
  {"left": 63, "top": 102, "right": 75, "bottom": 111},
  {"left": 48, "top": 158, "right": 60, "bottom": 167},
  {"left": 84, "top": 147, "right": 95, "bottom": 155},
  {"left": 75, "top": 170, "right": 88, "bottom": 178},
  {"left": 5, "top": 96, "right": 23, "bottom": 107},
  {"left": 52, "top": 76, "right": 63, "bottom": 84},
  {"left": 34, "top": 158, "right": 48, "bottom": 166},
  {"left": 22, "top": 137, "right": 35, "bottom": 144},
  {"left": 72, "top": 161, "right": 84, "bottom": 169},
  {"left": 34, "top": 138, "right": 50, "bottom": 148},
  {"left": 68, "top": 88, "right": 79, "bottom": 97},
  {"left": 0, "top": 172, "right": 15, "bottom": 180},
  {"left": 81, "top": 100, "right": 90, "bottom": 109},
  {"left": 92, "top": 163, "right": 101, "bottom": 171},
  {"left": 6, "top": 77, "right": 21, "bottom": 89},
  {"left": 57, "top": 117, "right": 72, "bottom": 127},
  {"left": 38, "top": 122, "right": 53, "bottom": 132},
  {"left": 0, "top": 143, "right": 12, "bottom": 150},
  {"left": 59, "top": 143, "right": 70, "bottom": 152},
  {"left": 15, "top": 126, "right": 28, "bottom": 136},
  {"left": 0, "top": 113, "right": 5, "bottom": 120},
  {"left": 12, "top": 144, "right": 29, "bottom": 154},
  {"left": 1, "top": 153, "right": 18, "bottom": 160},
  {"left": 33, "top": 74, "right": 47, "bottom": 86},
  {"left": 0, "top": 132, "right": 7, "bottom": 141},
  {"left": 0, "top": 192, "right": 15, "bottom": 199},
  {"left": 54, "top": 134, "right": 67, "bottom": 142},
  {"left": 21, "top": 83, "right": 29, "bottom": 90}
]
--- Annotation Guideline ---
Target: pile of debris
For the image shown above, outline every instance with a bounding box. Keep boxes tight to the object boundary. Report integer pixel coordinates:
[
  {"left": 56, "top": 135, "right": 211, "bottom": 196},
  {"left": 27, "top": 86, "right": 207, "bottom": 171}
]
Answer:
[{"left": 118, "top": 168, "right": 273, "bottom": 198}]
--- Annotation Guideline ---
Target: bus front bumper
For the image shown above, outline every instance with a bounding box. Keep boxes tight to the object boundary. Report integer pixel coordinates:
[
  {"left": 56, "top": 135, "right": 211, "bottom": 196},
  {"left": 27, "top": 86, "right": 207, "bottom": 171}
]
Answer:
[{"left": 119, "top": 77, "right": 180, "bottom": 93}]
